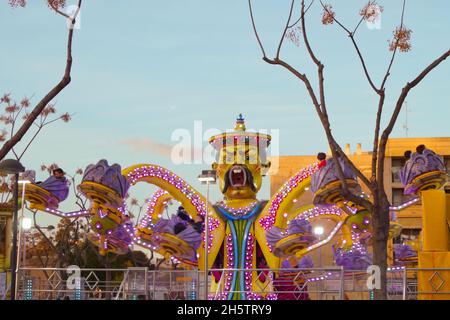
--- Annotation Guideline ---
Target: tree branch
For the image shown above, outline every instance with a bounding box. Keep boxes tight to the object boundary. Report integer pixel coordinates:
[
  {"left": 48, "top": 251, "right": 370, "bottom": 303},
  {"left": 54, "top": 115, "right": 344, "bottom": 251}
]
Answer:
[
  {"left": 17, "top": 124, "right": 43, "bottom": 160},
  {"left": 299, "top": 1, "right": 374, "bottom": 193},
  {"left": 265, "top": 57, "right": 373, "bottom": 192},
  {"left": 352, "top": 16, "right": 365, "bottom": 36},
  {"left": 248, "top": 0, "right": 267, "bottom": 58},
  {"left": 0, "top": 0, "right": 82, "bottom": 160},
  {"left": 32, "top": 210, "right": 58, "bottom": 255},
  {"left": 276, "top": 0, "right": 296, "bottom": 59},
  {"left": 372, "top": 0, "right": 406, "bottom": 180},
  {"left": 300, "top": 0, "right": 324, "bottom": 114},
  {"left": 319, "top": 1, "right": 380, "bottom": 94},
  {"left": 287, "top": 0, "right": 315, "bottom": 29},
  {"left": 378, "top": 48, "right": 450, "bottom": 187},
  {"left": 371, "top": 91, "right": 385, "bottom": 180}
]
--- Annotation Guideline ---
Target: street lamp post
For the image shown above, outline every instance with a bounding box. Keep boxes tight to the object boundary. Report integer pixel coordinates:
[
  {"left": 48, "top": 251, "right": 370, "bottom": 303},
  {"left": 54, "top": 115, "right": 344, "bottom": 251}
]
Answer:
[
  {"left": 0, "top": 159, "right": 25, "bottom": 300},
  {"left": 17, "top": 180, "right": 31, "bottom": 274},
  {"left": 197, "top": 170, "right": 216, "bottom": 300},
  {"left": 313, "top": 225, "right": 325, "bottom": 300},
  {"left": 20, "top": 217, "right": 32, "bottom": 269}
]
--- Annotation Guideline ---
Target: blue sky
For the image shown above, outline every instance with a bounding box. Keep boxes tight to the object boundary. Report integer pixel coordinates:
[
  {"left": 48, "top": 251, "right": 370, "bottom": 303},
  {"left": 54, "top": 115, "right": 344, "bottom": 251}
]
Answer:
[{"left": 1, "top": 0, "right": 449, "bottom": 225}]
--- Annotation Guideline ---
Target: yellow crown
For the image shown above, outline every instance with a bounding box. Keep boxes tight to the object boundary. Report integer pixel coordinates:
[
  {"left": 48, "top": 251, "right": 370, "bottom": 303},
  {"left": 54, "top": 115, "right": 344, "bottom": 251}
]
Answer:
[{"left": 208, "top": 114, "right": 271, "bottom": 150}]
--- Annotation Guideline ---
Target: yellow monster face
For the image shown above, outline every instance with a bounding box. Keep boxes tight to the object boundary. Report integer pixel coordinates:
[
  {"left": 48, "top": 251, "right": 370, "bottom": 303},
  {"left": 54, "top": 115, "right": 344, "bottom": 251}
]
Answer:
[
  {"left": 209, "top": 115, "right": 271, "bottom": 200},
  {"left": 212, "top": 144, "right": 270, "bottom": 200}
]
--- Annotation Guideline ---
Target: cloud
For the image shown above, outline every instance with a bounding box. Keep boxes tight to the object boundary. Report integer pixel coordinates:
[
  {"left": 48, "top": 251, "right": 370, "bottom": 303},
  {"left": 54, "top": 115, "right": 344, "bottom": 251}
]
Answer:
[
  {"left": 122, "top": 138, "right": 207, "bottom": 161},
  {"left": 122, "top": 138, "right": 174, "bottom": 157}
]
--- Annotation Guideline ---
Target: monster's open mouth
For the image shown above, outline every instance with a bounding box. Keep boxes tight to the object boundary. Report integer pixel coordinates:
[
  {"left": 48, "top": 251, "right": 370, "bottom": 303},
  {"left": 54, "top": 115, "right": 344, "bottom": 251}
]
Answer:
[
  {"left": 229, "top": 165, "right": 247, "bottom": 187},
  {"left": 222, "top": 165, "right": 256, "bottom": 193}
]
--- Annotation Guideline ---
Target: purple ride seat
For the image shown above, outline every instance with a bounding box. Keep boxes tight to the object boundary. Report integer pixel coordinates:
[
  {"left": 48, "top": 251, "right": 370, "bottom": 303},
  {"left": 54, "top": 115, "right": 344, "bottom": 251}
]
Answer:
[
  {"left": 36, "top": 176, "right": 69, "bottom": 202},
  {"left": 399, "top": 149, "right": 446, "bottom": 187},
  {"left": 311, "top": 157, "right": 357, "bottom": 194}
]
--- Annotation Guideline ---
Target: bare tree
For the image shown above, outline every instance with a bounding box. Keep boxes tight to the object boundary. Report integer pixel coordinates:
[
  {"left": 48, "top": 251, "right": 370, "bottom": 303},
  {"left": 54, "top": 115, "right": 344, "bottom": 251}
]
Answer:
[
  {"left": 0, "top": 95, "right": 73, "bottom": 161},
  {"left": 0, "top": 0, "right": 83, "bottom": 160},
  {"left": 248, "top": 0, "right": 449, "bottom": 299},
  {"left": 31, "top": 214, "right": 83, "bottom": 268}
]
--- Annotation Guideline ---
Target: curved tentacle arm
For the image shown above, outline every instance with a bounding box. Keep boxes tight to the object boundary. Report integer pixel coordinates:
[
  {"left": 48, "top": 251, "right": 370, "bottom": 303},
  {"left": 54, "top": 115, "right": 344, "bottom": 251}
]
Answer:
[
  {"left": 259, "top": 164, "right": 319, "bottom": 229},
  {"left": 287, "top": 205, "right": 348, "bottom": 226},
  {"left": 122, "top": 164, "right": 225, "bottom": 269},
  {"left": 138, "top": 189, "right": 173, "bottom": 229},
  {"left": 295, "top": 222, "right": 350, "bottom": 259},
  {"left": 134, "top": 189, "right": 178, "bottom": 257},
  {"left": 255, "top": 164, "right": 319, "bottom": 269},
  {"left": 286, "top": 204, "right": 314, "bottom": 222},
  {"left": 123, "top": 164, "right": 211, "bottom": 219},
  {"left": 287, "top": 205, "right": 352, "bottom": 258},
  {"left": 389, "top": 197, "right": 420, "bottom": 212}
]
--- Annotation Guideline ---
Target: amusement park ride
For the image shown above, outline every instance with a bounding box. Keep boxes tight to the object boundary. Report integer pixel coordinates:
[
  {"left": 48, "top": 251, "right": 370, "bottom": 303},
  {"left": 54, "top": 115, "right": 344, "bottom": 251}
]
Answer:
[{"left": 14, "top": 115, "right": 450, "bottom": 300}]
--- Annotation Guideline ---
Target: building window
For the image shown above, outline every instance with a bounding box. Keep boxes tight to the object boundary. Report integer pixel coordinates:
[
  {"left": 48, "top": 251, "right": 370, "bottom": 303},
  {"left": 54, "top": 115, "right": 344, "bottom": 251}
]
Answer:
[
  {"left": 393, "top": 228, "right": 421, "bottom": 244},
  {"left": 391, "top": 157, "right": 406, "bottom": 183},
  {"left": 392, "top": 188, "right": 415, "bottom": 206},
  {"left": 444, "top": 157, "right": 450, "bottom": 192},
  {"left": 444, "top": 156, "right": 450, "bottom": 171}
]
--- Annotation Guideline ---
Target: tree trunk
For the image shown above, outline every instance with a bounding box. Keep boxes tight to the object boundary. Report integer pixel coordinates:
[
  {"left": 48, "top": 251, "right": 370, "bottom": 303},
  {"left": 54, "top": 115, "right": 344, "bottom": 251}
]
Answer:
[{"left": 371, "top": 191, "right": 390, "bottom": 300}]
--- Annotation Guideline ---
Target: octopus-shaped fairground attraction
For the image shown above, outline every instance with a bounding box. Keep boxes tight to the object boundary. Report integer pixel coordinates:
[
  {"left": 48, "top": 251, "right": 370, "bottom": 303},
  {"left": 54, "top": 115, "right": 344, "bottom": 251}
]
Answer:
[{"left": 19, "top": 115, "right": 448, "bottom": 300}]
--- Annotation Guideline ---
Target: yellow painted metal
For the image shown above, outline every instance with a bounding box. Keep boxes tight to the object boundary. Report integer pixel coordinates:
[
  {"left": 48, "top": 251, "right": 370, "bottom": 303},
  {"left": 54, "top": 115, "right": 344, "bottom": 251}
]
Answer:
[
  {"left": 446, "top": 194, "right": 450, "bottom": 229},
  {"left": 417, "top": 189, "right": 450, "bottom": 299},
  {"left": 421, "top": 190, "right": 450, "bottom": 252},
  {"left": 148, "top": 192, "right": 173, "bottom": 222},
  {"left": 78, "top": 181, "right": 123, "bottom": 207},
  {"left": 418, "top": 251, "right": 450, "bottom": 300},
  {"left": 122, "top": 164, "right": 225, "bottom": 270},
  {"left": 20, "top": 183, "right": 60, "bottom": 211},
  {"left": 255, "top": 173, "right": 313, "bottom": 270}
]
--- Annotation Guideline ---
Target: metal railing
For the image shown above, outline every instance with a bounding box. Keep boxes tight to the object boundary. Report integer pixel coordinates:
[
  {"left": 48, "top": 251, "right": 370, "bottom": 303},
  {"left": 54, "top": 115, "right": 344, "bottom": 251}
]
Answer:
[
  {"left": 7, "top": 267, "right": 450, "bottom": 300},
  {"left": 17, "top": 268, "right": 128, "bottom": 300},
  {"left": 0, "top": 270, "right": 10, "bottom": 300},
  {"left": 207, "top": 267, "right": 344, "bottom": 300}
]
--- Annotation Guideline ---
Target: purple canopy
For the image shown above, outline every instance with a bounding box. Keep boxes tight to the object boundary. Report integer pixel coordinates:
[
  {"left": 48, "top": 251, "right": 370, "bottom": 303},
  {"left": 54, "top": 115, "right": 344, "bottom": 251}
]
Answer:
[
  {"left": 394, "top": 244, "right": 417, "bottom": 260},
  {"left": 298, "top": 255, "right": 314, "bottom": 269},
  {"left": 152, "top": 215, "right": 202, "bottom": 250},
  {"left": 311, "top": 157, "right": 358, "bottom": 193},
  {"left": 266, "top": 226, "right": 284, "bottom": 248},
  {"left": 37, "top": 176, "right": 69, "bottom": 202},
  {"left": 82, "top": 159, "right": 130, "bottom": 198},
  {"left": 280, "top": 255, "right": 313, "bottom": 270},
  {"left": 400, "top": 149, "right": 446, "bottom": 187},
  {"left": 288, "top": 219, "right": 313, "bottom": 235},
  {"left": 334, "top": 248, "right": 372, "bottom": 270},
  {"left": 266, "top": 219, "right": 315, "bottom": 247}
]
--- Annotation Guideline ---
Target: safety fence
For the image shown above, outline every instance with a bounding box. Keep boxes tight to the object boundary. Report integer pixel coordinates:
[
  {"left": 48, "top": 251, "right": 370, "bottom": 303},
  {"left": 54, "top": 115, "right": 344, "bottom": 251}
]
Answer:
[{"left": 0, "top": 267, "right": 448, "bottom": 300}]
